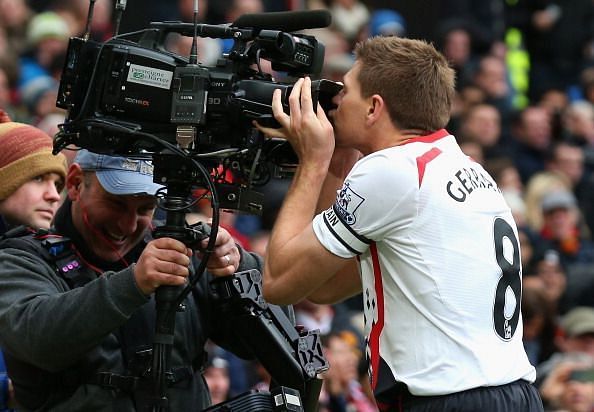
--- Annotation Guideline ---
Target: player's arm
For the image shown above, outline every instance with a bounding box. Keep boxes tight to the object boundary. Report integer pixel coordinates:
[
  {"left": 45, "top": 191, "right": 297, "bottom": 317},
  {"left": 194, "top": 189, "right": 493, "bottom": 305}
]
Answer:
[
  {"left": 257, "top": 78, "right": 360, "bottom": 305},
  {"left": 306, "top": 258, "right": 361, "bottom": 304}
]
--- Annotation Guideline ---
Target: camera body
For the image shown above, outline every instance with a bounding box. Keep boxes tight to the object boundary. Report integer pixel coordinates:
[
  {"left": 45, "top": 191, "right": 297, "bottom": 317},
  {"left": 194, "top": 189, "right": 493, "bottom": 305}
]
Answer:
[{"left": 55, "top": 17, "right": 342, "bottom": 191}]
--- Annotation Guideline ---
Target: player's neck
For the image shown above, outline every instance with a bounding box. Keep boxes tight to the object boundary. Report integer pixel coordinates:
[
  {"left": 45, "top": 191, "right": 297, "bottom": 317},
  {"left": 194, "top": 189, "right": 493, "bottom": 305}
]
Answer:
[
  {"left": 393, "top": 128, "right": 429, "bottom": 146},
  {"left": 400, "top": 128, "right": 430, "bottom": 138}
]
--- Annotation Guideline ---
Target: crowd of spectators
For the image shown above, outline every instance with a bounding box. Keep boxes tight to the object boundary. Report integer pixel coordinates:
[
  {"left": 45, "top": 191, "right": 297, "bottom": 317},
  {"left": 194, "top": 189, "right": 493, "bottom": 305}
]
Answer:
[{"left": 1, "top": 0, "right": 594, "bottom": 411}]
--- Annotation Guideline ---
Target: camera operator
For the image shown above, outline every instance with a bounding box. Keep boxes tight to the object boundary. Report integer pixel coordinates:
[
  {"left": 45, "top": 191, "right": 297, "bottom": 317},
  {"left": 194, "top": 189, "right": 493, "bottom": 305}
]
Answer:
[
  {"left": 257, "top": 36, "right": 544, "bottom": 410},
  {"left": 0, "top": 149, "right": 261, "bottom": 410}
]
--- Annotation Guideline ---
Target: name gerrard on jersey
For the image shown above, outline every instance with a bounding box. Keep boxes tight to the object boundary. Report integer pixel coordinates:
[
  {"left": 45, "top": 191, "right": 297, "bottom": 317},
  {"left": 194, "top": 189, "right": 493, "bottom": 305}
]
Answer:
[{"left": 446, "top": 165, "right": 500, "bottom": 202}]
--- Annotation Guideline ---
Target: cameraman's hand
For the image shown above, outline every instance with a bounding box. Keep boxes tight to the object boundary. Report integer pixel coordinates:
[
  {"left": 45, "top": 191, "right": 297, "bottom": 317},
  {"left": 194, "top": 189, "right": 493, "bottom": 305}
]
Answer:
[
  {"left": 199, "top": 226, "right": 239, "bottom": 276},
  {"left": 256, "top": 77, "right": 335, "bottom": 168},
  {"left": 134, "top": 237, "right": 192, "bottom": 295}
]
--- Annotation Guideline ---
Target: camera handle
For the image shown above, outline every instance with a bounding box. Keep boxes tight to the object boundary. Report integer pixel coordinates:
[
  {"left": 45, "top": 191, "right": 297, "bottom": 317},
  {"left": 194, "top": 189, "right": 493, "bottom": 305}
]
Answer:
[{"left": 148, "top": 151, "right": 219, "bottom": 411}]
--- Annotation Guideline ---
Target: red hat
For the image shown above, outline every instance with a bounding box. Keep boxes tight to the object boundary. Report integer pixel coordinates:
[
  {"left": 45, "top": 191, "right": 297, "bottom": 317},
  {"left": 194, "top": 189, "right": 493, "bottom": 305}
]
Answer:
[{"left": 0, "top": 110, "right": 67, "bottom": 200}]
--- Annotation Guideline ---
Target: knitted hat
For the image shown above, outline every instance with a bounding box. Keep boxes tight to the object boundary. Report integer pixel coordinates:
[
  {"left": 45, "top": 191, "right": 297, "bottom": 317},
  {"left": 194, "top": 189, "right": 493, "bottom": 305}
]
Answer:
[{"left": 0, "top": 110, "right": 67, "bottom": 200}]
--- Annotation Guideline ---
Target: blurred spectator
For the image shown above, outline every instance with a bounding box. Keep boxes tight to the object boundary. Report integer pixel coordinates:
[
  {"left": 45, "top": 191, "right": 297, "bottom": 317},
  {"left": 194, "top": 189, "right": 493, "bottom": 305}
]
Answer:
[
  {"left": 561, "top": 101, "right": 594, "bottom": 148},
  {"left": 18, "top": 75, "right": 60, "bottom": 123},
  {"left": 502, "top": 190, "right": 527, "bottom": 228},
  {"left": 203, "top": 356, "right": 231, "bottom": 406},
  {"left": 539, "top": 189, "right": 594, "bottom": 271},
  {"left": 0, "top": 0, "right": 31, "bottom": 55},
  {"left": 18, "top": 11, "right": 70, "bottom": 92},
  {"left": 543, "top": 140, "right": 594, "bottom": 239},
  {"left": 457, "top": 103, "right": 508, "bottom": 160},
  {"left": 50, "top": 0, "right": 114, "bottom": 41},
  {"left": 579, "top": 67, "right": 594, "bottom": 106},
  {"left": 518, "top": 225, "right": 540, "bottom": 274},
  {"left": 537, "top": 88, "right": 568, "bottom": 140},
  {"left": 436, "top": 21, "right": 477, "bottom": 91},
  {"left": 329, "top": 0, "right": 369, "bottom": 44},
  {"left": 545, "top": 141, "right": 585, "bottom": 191},
  {"left": 318, "top": 331, "right": 376, "bottom": 412},
  {"left": 506, "top": 0, "right": 594, "bottom": 102},
  {"left": 536, "top": 307, "right": 594, "bottom": 384},
  {"left": 539, "top": 355, "right": 594, "bottom": 412},
  {"left": 524, "top": 170, "right": 570, "bottom": 232},
  {"left": 485, "top": 156, "right": 524, "bottom": 195},
  {"left": 510, "top": 105, "right": 554, "bottom": 183},
  {"left": 537, "top": 307, "right": 594, "bottom": 411},
  {"left": 471, "top": 54, "right": 514, "bottom": 127},
  {"left": 558, "top": 307, "right": 594, "bottom": 358},
  {"left": 365, "top": 9, "right": 406, "bottom": 39},
  {"left": 294, "top": 300, "right": 359, "bottom": 340},
  {"left": 527, "top": 249, "right": 568, "bottom": 313},
  {"left": 521, "top": 279, "right": 558, "bottom": 365}
]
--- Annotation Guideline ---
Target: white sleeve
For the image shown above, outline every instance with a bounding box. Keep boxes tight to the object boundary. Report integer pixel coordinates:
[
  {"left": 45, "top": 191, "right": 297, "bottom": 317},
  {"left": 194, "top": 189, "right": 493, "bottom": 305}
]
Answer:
[{"left": 312, "top": 152, "right": 418, "bottom": 258}]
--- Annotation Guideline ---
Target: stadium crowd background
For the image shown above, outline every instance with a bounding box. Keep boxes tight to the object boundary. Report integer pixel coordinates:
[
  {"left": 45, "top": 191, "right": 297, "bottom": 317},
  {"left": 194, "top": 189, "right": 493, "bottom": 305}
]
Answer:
[{"left": 1, "top": 0, "right": 594, "bottom": 410}]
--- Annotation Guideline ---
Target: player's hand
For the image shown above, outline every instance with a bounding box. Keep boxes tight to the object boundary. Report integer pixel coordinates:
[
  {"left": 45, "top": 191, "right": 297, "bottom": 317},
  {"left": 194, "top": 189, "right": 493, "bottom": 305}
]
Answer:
[
  {"left": 134, "top": 237, "right": 192, "bottom": 295},
  {"left": 255, "top": 77, "right": 335, "bottom": 167},
  {"left": 199, "top": 226, "right": 239, "bottom": 276}
]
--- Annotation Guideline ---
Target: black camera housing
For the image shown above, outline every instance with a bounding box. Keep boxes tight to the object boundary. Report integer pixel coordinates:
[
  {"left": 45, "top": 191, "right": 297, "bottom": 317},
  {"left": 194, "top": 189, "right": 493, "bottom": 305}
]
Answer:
[{"left": 55, "top": 18, "right": 342, "bottom": 167}]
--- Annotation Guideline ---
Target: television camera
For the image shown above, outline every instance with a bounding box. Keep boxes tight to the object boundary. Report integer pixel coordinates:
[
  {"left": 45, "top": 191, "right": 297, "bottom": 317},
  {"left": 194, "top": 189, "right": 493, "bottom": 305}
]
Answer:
[
  {"left": 54, "top": 2, "right": 342, "bottom": 212},
  {"left": 52, "top": 1, "right": 341, "bottom": 411}
]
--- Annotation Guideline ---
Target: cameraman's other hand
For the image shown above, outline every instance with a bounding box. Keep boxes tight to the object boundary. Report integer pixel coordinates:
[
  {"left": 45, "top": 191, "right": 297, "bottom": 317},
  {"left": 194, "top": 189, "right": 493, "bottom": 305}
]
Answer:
[
  {"left": 256, "top": 77, "right": 335, "bottom": 167},
  {"left": 134, "top": 237, "right": 192, "bottom": 295},
  {"left": 199, "top": 226, "right": 239, "bottom": 276}
]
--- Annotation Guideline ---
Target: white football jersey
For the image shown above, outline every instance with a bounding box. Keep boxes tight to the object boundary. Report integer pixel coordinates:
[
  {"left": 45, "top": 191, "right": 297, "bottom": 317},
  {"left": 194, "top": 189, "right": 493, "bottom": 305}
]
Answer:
[{"left": 312, "top": 129, "right": 536, "bottom": 396}]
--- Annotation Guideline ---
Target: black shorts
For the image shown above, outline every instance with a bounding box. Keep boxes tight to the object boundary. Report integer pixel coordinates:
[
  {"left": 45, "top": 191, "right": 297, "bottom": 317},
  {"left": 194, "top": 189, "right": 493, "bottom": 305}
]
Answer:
[{"left": 381, "top": 380, "right": 544, "bottom": 412}]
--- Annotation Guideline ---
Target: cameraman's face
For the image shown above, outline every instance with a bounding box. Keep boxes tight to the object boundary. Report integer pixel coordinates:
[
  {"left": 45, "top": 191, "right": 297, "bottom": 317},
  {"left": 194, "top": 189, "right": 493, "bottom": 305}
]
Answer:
[{"left": 70, "top": 171, "right": 156, "bottom": 262}]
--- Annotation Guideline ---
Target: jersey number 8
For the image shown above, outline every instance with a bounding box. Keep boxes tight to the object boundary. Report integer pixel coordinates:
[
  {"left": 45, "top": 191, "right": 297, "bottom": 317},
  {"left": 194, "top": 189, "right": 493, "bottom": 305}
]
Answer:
[{"left": 493, "top": 217, "right": 521, "bottom": 341}]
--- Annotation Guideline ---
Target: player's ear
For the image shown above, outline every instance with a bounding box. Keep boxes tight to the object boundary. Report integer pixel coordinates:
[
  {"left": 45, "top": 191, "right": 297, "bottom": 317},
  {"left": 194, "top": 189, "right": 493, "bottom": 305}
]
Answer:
[{"left": 367, "top": 94, "right": 384, "bottom": 124}]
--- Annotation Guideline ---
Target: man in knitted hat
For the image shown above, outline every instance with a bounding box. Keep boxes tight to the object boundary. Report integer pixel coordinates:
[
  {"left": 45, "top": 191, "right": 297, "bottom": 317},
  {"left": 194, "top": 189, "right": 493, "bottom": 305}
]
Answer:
[
  {"left": 0, "top": 109, "right": 67, "bottom": 234},
  {"left": 0, "top": 109, "right": 66, "bottom": 411}
]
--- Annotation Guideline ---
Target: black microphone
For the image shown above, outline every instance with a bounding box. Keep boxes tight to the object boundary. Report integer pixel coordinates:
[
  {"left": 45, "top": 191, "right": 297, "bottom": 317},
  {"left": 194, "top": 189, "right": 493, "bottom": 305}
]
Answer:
[{"left": 233, "top": 9, "right": 332, "bottom": 32}]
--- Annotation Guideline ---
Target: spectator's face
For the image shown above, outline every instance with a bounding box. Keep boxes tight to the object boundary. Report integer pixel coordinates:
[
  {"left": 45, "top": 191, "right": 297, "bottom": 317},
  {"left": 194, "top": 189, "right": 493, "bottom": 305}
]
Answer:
[
  {"left": 475, "top": 57, "right": 508, "bottom": 98},
  {"left": 324, "top": 336, "right": 359, "bottom": 386},
  {"left": 559, "top": 379, "right": 594, "bottom": 412},
  {"left": 204, "top": 366, "right": 230, "bottom": 405},
  {"left": 565, "top": 333, "right": 594, "bottom": 357},
  {"left": 461, "top": 105, "right": 501, "bottom": 148},
  {"left": 69, "top": 171, "right": 156, "bottom": 262},
  {"left": 36, "top": 38, "right": 68, "bottom": 68},
  {"left": 550, "top": 144, "right": 584, "bottom": 186},
  {"left": 0, "top": 0, "right": 29, "bottom": 29},
  {"left": 0, "top": 172, "right": 63, "bottom": 229},
  {"left": 443, "top": 29, "right": 471, "bottom": 67},
  {"left": 542, "top": 207, "right": 576, "bottom": 240},
  {"left": 535, "top": 259, "right": 566, "bottom": 303},
  {"left": 519, "top": 107, "right": 552, "bottom": 150}
]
